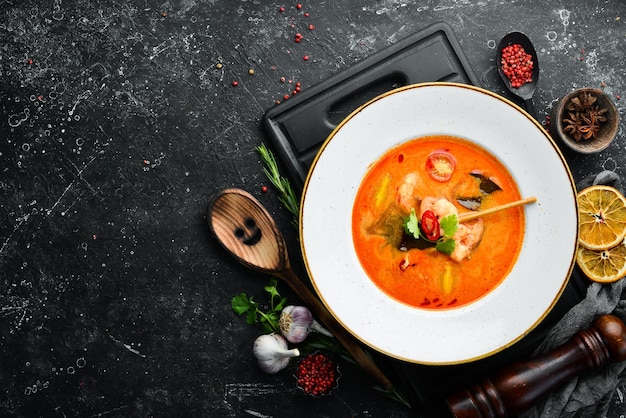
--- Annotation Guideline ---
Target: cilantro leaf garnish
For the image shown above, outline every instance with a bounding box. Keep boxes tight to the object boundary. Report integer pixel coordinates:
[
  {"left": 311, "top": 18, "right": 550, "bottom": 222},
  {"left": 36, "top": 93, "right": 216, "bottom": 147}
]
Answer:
[
  {"left": 403, "top": 208, "right": 421, "bottom": 240},
  {"left": 231, "top": 278, "right": 286, "bottom": 334},
  {"left": 439, "top": 214, "right": 459, "bottom": 237},
  {"left": 231, "top": 293, "right": 253, "bottom": 315},
  {"left": 436, "top": 238, "right": 456, "bottom": 255},
  {"left": 402, "top": 210, "right": 459, "bottom": 256}
]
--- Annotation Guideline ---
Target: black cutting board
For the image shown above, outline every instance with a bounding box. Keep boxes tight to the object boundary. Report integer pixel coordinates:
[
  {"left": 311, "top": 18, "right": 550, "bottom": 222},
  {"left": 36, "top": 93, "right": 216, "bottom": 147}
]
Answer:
[
  {"left": 262, "top": 22, "right": 587, "bottom": 410},
  {"left": 263, "top": 22, "right": 482, "bottom": 191}
]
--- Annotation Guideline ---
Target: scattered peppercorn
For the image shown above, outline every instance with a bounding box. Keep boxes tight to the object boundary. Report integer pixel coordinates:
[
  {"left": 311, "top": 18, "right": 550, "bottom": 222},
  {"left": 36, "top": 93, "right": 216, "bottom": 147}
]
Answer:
[
  {"left": 303, "top": 55, "right": 309, "bottom": 61},
  {"left": 261, "top": 185, "right": 268, "bottom": 193},
  {"left": 295, "top": 353, "right": 338, "bottom": 396},
  {"left": 161, "top": 11, "right": 167, "bottom": 17},
  {"left": 296, "top": 3, "right": 302, "bottom": 9},
  {"left": 248, "top": 69, "right": 255, "bottom": 75},
  {"left": 231, "top": 81, "right": 239, "bottom": 87},
  {"left": 279, "top": 6, "right": 285, "bottom": 12},
  {"left": 27, "top": 59, "right": 33, "bottom": 65},
  {"left": 304, "top": 12, "right": 310, "bottom": 17},
  {"left": 283, "top": 94, "right": 290, "bottom": 100},
  {"left": 308, "top": 24, "right": 315, "bottom": 30},
  {"left": 500, "top": 43, "right": 534, "bottom": 88},
  {"left": 295, "top": 33, "right": 303, "bottom": 43}
]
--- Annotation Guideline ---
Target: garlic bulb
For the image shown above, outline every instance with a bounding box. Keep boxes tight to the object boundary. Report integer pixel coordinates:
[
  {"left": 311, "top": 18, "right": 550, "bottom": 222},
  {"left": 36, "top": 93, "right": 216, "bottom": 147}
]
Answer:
[
  {"left": 279, "top": 305, "right": 333, "bottom": 343},
  {"left": 252, "top": 333, "right": 300, "bottom": 374}
]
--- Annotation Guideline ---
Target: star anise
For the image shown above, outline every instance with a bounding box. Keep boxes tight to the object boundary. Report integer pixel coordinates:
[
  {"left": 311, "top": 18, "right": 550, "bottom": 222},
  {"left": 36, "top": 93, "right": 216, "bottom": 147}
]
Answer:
[
  {"left": 565, "top": 92, "right": 597, "bottom": 111},
  {"left": 561, "top": 92, "right": 608, "bottom": 141},
  {"left": 588, "top": 105, "right": 608, "bottom": 123},
  {"left": 579, "top": 113, "right": 600, "bottom": 140},
  {"left": 563, "top": 112, "right": 584, "bottom": 141}
]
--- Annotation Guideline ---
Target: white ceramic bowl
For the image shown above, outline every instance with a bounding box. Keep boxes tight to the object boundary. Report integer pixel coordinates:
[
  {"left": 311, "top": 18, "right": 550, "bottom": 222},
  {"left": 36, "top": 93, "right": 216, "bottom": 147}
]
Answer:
[{"left": 300, "top": 82, "right": 578, "bottom": 365}]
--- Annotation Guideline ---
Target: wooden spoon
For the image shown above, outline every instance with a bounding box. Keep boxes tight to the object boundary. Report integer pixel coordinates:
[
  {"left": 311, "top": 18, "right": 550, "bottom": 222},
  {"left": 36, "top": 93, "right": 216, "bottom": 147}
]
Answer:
[
  {"left": 208, "top": 188, "right": 392, "bottom": 389},
  {"left": 458, "top": 196, "right": 537, "bottom": 223}
]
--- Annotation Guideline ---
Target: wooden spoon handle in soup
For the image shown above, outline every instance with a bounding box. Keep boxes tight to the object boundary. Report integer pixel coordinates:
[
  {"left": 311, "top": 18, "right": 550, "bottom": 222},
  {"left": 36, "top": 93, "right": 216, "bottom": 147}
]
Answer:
[
  {"left": 446, "top": 314, "right": 626, "bottom": 418},
  {"left": 458, "top": 196, "right": 537, "bottom": 223}
]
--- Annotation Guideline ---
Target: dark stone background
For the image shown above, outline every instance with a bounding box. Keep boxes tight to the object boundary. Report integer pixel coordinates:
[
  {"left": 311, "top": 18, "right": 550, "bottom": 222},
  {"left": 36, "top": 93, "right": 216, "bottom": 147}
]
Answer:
[{"left": 1, "top": 1, "right": 624, "bottom": 417}]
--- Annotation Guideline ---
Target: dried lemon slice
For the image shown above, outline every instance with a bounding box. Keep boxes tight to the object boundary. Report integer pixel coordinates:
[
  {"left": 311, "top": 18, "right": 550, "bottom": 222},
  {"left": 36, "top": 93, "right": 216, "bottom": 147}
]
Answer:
[
  {"left": 577, "top": 185, "right": 626, "bottom": 250},
  {"left": 576, "top": 240, "right": 626, "bottom": 283}
]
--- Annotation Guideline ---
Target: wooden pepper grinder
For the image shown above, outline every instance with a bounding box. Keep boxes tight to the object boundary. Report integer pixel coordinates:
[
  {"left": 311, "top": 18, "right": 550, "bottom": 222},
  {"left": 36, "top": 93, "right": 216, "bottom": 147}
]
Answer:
[{"left": 446, "top": 314, "right": 626, "bottom": 418}]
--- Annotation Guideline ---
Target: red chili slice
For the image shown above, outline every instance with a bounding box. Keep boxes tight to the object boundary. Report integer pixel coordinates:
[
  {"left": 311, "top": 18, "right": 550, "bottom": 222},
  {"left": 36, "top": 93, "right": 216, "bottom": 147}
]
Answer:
[
  {"left": 420, "top": 210, "right": 441, "bottom": 241},
  {"left": 426, "top": 150, "right": 457, "bottom": 182}
]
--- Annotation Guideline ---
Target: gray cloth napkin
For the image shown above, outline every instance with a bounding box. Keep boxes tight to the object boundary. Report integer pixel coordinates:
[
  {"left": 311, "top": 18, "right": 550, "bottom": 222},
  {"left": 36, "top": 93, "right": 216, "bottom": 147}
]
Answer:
[{"left": 521, "top": 171, "right": 626, "bottom": 418}]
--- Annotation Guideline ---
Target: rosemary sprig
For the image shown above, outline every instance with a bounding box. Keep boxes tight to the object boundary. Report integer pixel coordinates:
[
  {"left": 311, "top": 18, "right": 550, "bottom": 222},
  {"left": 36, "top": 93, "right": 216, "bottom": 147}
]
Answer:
[{"left": 256, "top": 143, "right": 300, "bottom": 228}]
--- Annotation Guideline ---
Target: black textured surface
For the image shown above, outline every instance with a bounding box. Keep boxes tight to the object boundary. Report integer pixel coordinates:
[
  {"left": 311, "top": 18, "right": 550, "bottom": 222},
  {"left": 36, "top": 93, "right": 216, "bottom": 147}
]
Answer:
[{"left": 1, "top": 1, "right": 625, "bottom": 417}]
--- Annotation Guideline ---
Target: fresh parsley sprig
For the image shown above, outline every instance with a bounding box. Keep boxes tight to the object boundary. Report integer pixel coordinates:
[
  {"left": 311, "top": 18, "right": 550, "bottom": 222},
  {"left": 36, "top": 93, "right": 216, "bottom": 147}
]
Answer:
[
  {"left": 231, "top": 278, "right": 287, "bottom": 334},
  {"left": 257, "top": 143, "right": 300, "bottom": 229}
]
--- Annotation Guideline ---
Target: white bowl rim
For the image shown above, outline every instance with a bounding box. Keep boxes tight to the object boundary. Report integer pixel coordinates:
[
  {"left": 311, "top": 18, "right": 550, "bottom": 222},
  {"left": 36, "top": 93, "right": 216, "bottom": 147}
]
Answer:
[{"left": 299, "top": 82, "right": 578, "bottom": 365}]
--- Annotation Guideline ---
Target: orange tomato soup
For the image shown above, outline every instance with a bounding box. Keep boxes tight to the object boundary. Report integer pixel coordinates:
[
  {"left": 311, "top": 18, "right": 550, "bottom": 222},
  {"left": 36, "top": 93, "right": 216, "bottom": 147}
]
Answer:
[{"left": 352, "top": 135, "right": 525, "bottom": 309}]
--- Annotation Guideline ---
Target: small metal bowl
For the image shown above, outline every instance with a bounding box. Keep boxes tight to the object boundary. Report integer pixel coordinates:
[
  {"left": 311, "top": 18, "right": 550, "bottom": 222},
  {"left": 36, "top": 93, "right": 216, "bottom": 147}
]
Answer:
[
  {"left": 550, "top": 88, "right": 619, "bottom": 154},
  {"left": 294, "top": 352, "right": 340, "bottom": 397}
]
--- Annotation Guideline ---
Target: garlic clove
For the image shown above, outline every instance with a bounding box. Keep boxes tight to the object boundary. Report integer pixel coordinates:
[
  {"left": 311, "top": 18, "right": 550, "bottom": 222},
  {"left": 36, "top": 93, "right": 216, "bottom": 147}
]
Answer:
[
  {"left": 279, "top": 305, "right": 333, "bottom": 343},
  {"left": 279, "top": 305, "right": 313, "bottom": 343},
  {"left": 253, "top": 333, "right": 300, "bottom": 374}
]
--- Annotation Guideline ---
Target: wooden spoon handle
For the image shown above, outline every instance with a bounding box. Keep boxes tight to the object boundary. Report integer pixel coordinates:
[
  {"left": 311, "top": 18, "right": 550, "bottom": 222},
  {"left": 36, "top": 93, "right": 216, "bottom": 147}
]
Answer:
[
  {"left": 280, "top": 267, "right": 393, "bottom": 390},
  {"left": 458, "top": 196, "right": 537, "bottom": 223}
]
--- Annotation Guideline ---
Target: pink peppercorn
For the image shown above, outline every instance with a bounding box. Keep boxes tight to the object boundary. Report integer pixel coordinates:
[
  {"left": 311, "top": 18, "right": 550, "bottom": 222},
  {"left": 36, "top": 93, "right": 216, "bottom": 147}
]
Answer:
[
  {"left": 500, "top": 43, "right": 534, "bottom": 88},
  {"left": 295, "top": 353, "right": 338, "bottom": 396}
]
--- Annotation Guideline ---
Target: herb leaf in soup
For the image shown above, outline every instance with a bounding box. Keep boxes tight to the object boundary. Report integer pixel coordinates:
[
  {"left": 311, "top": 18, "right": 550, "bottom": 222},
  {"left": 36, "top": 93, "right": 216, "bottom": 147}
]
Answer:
[
  {"left": 457, "top": 197, "right": 482, "bottom": 211},
  {"left": 366, "top": 204, "right": 405, "bottom": 247},
  {"left": 470, "top": 172, "right": 503, "bottom": 194}
]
